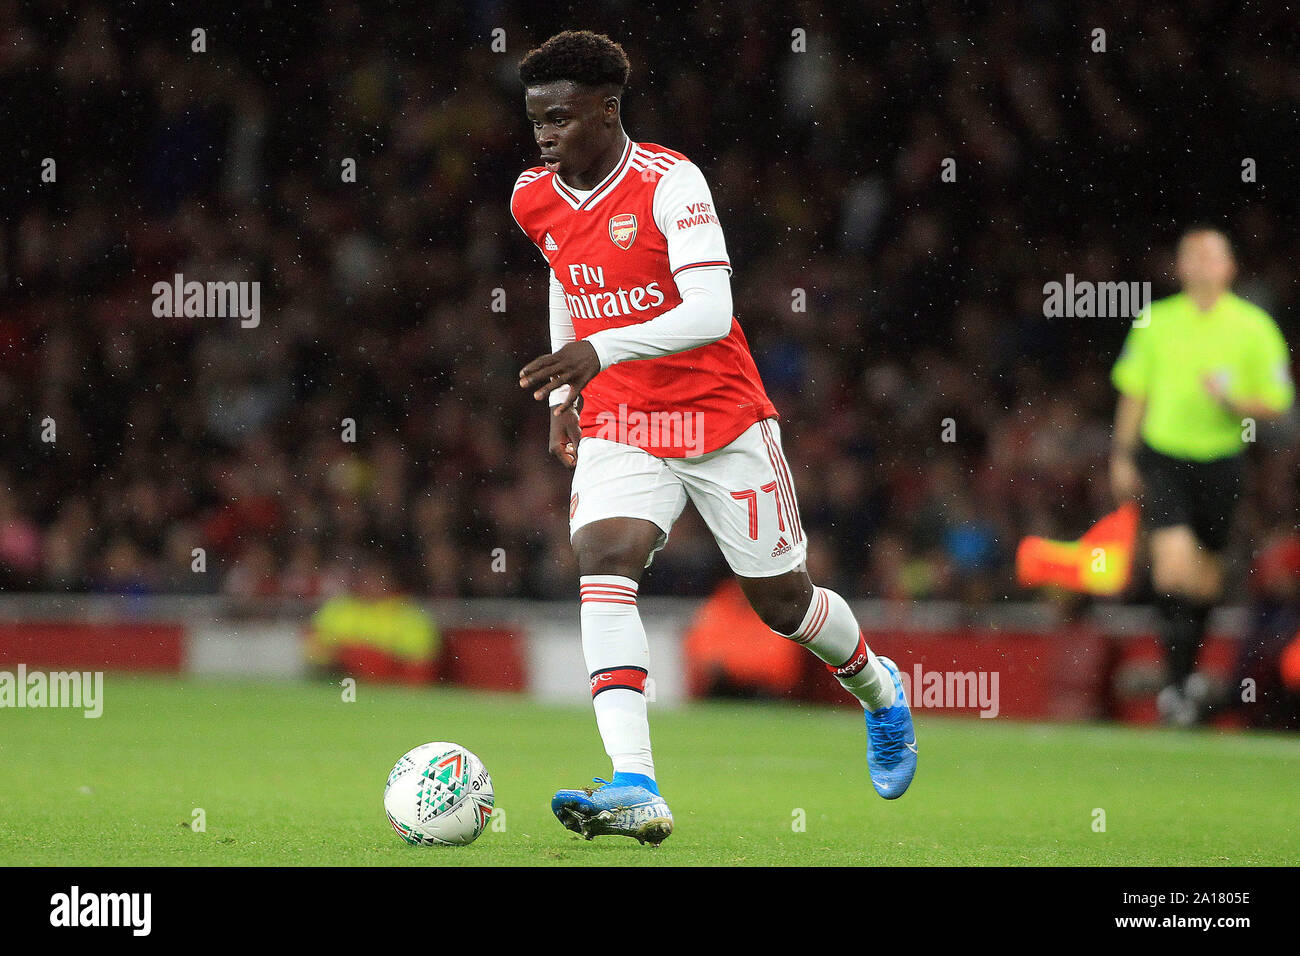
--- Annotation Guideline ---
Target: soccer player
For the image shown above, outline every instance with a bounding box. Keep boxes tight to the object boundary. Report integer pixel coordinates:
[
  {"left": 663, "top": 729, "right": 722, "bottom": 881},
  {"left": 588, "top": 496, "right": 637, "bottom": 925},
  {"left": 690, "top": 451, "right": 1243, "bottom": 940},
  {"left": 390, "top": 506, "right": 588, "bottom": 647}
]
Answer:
[
  {"left": 510, "top": 31, "right": 916, "bottom": 845},
  {"left": 1110, "top": 227, "right": 1294, "bottom": 725}
]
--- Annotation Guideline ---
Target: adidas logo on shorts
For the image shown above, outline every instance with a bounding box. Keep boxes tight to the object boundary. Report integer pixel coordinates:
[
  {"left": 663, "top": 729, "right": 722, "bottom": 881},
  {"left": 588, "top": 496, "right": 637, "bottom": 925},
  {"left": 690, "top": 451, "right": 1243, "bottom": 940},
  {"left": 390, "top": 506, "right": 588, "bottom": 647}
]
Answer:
[{"left": 771, "top": 536, "right": 791, "bottom": 557}]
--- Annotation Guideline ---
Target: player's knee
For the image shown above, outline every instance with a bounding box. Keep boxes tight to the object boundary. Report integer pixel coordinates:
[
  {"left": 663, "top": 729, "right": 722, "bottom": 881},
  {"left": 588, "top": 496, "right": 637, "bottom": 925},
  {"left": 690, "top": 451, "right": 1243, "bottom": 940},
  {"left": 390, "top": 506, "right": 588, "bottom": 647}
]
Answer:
[
  {"left": 1199, "top": 562, "right": 1224, "bottom": 600},
  {"left": 1151, "top": 560, "right": 1195, "bottom": 598},
  {"left": 1183, "top": 556, "right": 1224, "bottom": 603},
  {"left": 1150, "top": 531, "right": 1201, "bottom": 597},
  {"left": 745, "top": 580, "right": 814, "bottom": 636},
  {"left": 573, "top": 531, "right": 652, "bottom": 580},
  {"left": 575, "top": 546, "right": 646, "bottom": 580}
]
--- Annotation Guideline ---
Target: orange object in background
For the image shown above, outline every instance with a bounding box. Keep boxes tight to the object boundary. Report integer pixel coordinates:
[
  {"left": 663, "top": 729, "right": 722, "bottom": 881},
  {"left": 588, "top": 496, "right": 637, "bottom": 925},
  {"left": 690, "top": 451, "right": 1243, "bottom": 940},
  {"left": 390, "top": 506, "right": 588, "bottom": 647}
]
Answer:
[
  {"left": 682, "top": 579, "right": 802, "bottom": 698},
  {"left": 1016, "top": 502, "right": 1139, "bottom": 596},
  {"left": 1281, "top": 631, "right": 1300, "bottom": 691}
]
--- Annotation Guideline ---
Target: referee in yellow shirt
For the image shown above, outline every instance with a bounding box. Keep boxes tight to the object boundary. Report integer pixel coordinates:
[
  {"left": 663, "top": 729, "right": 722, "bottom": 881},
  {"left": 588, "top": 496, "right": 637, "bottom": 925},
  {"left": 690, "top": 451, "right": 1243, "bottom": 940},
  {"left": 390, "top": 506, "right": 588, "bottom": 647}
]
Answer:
[{"left": 1110, "top": 228, "right": 1294, "bottom": 726}]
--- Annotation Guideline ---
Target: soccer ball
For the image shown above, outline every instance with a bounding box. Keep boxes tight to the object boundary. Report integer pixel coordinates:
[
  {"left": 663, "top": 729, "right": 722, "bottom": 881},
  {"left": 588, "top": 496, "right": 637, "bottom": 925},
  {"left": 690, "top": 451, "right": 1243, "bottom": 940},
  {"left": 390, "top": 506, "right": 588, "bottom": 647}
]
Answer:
[{"left": 383, "top": 742, "right": 494, "bottom": 846}]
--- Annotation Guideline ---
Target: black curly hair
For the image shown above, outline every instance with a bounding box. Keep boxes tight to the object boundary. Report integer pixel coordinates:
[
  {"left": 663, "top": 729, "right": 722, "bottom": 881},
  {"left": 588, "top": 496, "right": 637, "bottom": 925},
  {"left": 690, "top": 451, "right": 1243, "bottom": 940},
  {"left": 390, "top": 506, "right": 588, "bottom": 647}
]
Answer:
[{"left": 518, "top": 30, "right": 630, "bottom": 91}]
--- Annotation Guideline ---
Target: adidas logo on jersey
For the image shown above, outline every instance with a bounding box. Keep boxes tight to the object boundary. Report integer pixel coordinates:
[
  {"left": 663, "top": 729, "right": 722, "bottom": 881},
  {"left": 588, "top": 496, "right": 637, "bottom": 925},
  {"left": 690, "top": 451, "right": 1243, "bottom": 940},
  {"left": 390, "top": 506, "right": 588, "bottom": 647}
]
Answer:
[
  {"left": 771, "top": 536, "right": 792, "bottom": 557},
  {"left": 544, "top": 232, "right": 558, "bottom": 251}
]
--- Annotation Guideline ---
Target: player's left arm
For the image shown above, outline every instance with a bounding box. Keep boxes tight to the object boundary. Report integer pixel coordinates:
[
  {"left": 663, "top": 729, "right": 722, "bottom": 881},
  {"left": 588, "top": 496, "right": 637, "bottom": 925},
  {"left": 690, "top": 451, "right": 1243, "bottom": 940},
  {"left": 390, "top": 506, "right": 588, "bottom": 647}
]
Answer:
[
  {"left": 580, "top": 158, "right": 736, "bottom": 368},
  {"left": 1207, "top": 315, "right": 1295, "bottom": 421},
  {"left": 519, "top": 269, "right": 733, "bottom": 413},
  {"left": 519, "top": 160, "right": 735, "bottom": 414}
]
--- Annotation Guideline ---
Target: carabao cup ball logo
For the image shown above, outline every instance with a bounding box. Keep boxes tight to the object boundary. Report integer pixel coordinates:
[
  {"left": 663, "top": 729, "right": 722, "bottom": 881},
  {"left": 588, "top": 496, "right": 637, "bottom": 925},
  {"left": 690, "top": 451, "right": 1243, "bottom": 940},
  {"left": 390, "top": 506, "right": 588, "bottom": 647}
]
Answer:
[
  {"left": 386, "top": 753, "right": 418, "bottom": 789},
  {"left": 609, "top": 213, "right": 637, "bottom": 250},
  {"left": 414, "top": 750, "right": 470, "bottom": 823}
]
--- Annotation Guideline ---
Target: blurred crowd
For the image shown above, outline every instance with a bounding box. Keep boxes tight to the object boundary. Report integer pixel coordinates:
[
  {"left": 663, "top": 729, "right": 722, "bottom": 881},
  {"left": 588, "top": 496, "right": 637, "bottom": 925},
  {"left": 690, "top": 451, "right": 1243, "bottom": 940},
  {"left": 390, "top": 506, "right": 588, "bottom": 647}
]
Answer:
[{"left": 2, "top": 0, "right": 1297, "bottom": 603}]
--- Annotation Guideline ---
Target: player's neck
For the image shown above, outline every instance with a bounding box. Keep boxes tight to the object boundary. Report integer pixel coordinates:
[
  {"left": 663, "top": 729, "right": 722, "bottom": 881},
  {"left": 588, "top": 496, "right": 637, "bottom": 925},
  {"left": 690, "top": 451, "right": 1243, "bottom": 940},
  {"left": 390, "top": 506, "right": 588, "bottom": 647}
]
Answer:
[
  {"left": 561, "top": 131, "right": 629, "bottom": 191},
  {"left": 1187, "top": 288, "right": 1228, "bottom": 313}
]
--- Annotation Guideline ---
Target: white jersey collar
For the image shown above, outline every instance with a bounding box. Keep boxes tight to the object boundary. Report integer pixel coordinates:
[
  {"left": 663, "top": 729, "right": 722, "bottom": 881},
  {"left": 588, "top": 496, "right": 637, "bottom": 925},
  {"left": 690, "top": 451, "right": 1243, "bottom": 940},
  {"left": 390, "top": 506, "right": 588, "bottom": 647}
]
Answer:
[{"left": 551, "top": 136, "right": 634, "bottom": 211}]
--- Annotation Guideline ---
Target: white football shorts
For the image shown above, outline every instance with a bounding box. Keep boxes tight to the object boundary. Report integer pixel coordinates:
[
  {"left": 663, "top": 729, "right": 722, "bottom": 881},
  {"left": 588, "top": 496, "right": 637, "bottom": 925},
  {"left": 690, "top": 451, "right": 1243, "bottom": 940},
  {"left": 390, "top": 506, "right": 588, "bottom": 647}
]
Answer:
[{"left": 568, "top": 417, "right": 808, "bottom": 578}]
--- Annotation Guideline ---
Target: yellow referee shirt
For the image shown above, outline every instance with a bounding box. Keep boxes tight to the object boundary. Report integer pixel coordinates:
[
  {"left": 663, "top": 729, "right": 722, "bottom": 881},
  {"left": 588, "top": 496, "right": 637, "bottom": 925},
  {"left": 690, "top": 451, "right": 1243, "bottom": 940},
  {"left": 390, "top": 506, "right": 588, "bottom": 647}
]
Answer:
[{"left": 1111, "top": 292, "right": 1293, "bottom": 461}]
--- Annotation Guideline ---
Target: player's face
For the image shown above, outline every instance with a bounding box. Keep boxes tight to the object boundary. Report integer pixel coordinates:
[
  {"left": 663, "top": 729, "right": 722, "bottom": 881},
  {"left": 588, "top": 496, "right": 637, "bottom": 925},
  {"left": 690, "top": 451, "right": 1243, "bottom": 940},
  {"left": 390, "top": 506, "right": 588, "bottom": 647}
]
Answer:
[
  {"left": 1176, "top": 231, "right": 1236, "bottom": 294},
  {"left": 525, "top": 81, "right": 614, "bottom": 182}
]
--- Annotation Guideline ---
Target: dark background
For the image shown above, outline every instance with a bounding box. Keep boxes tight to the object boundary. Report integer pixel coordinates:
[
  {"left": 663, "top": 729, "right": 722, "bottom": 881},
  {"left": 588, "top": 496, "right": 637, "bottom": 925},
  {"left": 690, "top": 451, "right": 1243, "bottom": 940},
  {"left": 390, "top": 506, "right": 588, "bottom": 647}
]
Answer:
[{"left": 1, "top": 0, "right": 1296, "bottom": 602}]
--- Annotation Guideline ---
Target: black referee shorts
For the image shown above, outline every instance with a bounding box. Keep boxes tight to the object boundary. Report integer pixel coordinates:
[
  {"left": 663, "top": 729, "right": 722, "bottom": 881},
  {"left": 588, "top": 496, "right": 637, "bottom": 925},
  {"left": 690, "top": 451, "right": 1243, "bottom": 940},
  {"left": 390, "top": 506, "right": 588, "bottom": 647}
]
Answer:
[{"left": 1136, "top": 444, "right": 1244, "bottom": 553}]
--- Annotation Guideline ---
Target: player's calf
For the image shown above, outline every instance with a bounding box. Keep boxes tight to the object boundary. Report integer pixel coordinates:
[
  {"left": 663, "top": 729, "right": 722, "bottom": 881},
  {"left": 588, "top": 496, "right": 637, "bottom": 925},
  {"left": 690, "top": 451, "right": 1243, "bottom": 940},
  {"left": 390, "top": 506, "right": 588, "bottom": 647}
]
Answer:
[
  {"left": 740, "top": 570, "right": 815, "bottom": 636},
  {"left": 756, "top": 578, "right": 897, "bottom": 713},
  {"left": 760, "top": 581, "right": 918, "bottom": 798}
]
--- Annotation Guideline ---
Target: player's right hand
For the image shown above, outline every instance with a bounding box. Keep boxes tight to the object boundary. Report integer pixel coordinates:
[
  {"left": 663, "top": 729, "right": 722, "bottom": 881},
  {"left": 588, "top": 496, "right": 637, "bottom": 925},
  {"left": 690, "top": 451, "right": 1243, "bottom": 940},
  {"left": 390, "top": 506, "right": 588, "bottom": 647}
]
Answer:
[
  {"left": 1109, "top": 454, "right": 1142, "bottom": 502},
  {"left": 549, "top": 406, "right": 581, "bottom": 468}
]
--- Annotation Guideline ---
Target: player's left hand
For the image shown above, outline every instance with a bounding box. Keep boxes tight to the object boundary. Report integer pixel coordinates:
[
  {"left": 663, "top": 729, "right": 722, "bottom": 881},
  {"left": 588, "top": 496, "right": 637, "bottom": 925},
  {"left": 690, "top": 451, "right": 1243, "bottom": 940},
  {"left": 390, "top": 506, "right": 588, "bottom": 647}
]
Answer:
[
  {"left": 1201, "top": 371, "right": 1229, "bottom": 402},
  {"left": 520, "top": 341, "right": 601, "bottom": 416}
]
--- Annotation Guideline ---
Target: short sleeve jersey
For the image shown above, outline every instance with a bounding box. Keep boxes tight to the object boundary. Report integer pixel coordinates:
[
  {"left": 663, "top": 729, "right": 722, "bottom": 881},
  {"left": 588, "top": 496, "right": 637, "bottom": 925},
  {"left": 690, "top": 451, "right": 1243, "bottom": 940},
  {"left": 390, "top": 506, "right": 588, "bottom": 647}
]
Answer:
[{"left": 1112, "top": 291, "right": 1294, "bottom": 460}]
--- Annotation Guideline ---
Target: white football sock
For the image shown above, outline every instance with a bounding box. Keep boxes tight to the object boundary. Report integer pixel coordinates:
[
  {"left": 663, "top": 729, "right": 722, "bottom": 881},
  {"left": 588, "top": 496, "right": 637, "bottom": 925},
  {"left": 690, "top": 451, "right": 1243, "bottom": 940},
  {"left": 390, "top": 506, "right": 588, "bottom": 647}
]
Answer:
[
  {"left": 777, "top": 586, "right": 896, "bottom": 711},
  {"left": 579, "top": 575, "right": 655, "bottom": 778}
]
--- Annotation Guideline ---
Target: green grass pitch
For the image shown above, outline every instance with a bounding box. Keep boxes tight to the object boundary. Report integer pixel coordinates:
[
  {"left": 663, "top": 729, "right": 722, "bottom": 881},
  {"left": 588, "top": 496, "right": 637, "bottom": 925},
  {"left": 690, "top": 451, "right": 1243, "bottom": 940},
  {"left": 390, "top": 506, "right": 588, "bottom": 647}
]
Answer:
[{"left": 1, "top": 675, "right": 1296, "bottom": 866}]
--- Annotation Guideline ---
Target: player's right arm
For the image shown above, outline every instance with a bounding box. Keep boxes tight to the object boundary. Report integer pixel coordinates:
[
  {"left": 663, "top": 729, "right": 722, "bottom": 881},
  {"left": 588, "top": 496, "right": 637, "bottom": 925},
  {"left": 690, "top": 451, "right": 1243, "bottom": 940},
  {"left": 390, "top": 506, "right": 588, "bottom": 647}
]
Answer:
[
  {"left": 546, "top": 268, "right": 582, "bottom": 468},
  {"left": 1110, "top": 393, "right": 1146, "bottom": 500},
  {"left": 1110, "top": 315, "right": 1151, "bottom": 500},
  {"left": 1210, "top": 311, "right": 1295, "bottom": 422},
  {"left": 509, "top": 176, "right": 584, "bottom": 468}
]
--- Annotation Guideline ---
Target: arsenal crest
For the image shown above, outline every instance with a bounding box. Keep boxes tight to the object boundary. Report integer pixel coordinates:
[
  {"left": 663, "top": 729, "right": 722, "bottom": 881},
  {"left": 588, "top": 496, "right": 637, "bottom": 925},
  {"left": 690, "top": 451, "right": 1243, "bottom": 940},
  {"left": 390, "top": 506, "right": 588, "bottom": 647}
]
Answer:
[{"left": 609, "top": 213, "right": 637, "bottom": 250}]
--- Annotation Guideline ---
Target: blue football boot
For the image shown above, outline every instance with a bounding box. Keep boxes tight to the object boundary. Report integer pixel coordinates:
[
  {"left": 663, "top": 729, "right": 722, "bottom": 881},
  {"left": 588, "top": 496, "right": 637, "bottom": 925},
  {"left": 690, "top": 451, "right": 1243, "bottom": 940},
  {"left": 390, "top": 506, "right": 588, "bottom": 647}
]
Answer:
[
  {"left": 864, "top": 656, "right": 917, "bottom": 799},
  {"left": 551, "top": 774, "right": 673, "bottom": 845}
]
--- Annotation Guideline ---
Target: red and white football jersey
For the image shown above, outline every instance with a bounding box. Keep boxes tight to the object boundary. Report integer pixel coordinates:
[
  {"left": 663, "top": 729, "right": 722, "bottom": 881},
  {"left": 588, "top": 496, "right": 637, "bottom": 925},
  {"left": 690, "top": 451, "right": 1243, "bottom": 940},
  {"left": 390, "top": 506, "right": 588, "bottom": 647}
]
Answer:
[{"left": 511, "top": 138, "right": 778, "bottom": 457}]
